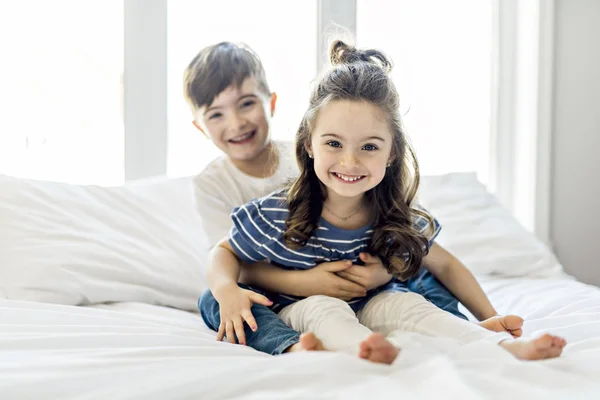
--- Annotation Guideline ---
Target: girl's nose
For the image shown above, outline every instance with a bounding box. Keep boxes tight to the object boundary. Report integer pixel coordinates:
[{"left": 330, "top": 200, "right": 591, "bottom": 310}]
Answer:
[{"left": 340, "top": 152, "right": 359, "bottom": 168}]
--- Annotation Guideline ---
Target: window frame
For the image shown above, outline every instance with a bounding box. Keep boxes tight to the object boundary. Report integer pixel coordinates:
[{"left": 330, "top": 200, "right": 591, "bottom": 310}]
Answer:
[{"left": 123, "top": 0, "right": 554, "bottom": 244}]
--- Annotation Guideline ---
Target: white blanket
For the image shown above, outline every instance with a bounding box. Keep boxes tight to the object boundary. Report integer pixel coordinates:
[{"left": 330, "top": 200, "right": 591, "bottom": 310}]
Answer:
[{"left": 2, "top": 275, "right": 599, "bottom": 399}]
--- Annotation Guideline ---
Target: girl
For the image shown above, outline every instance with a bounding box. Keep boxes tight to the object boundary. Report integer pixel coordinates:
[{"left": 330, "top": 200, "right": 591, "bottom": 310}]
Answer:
[
  {"left": 199, "top": 41, "right": 564, "bottom": 362},
  {"left": 190, "top": 41, "right": 523, "bottom": 337}
]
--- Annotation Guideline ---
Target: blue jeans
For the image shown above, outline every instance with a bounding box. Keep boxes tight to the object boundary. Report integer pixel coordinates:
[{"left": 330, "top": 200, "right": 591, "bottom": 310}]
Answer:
[
  {"left": 198, "top": 284, "right": 300, "bottom": 355},
  {"left": 406, "top": 268, "right": 468, "bottom": 320}
]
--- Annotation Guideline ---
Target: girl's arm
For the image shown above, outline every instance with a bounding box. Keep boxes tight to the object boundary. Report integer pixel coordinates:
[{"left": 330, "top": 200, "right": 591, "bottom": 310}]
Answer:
[
  {"left": 422, "top": 243, "right": 497, "bottom": 321},
  {"left": 207, "top": 239, "right": 272, "bottom": 345},
  {"left": 207, "top": 240, "right": 242, "bottom": 296}
]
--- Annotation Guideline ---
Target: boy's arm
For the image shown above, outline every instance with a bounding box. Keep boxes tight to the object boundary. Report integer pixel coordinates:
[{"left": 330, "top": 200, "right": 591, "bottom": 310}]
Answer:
[
  {"left": 193, "top": 175, "right": 237, "bottom": 250},
  {"left": 239, "top": 260, "right": 368, "bottom": 300},
  {"left": 422, "top": 243, "right": 498, "bottom": 321}
]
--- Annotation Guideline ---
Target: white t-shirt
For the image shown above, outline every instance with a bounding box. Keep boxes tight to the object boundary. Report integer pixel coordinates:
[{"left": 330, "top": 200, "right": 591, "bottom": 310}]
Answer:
[{"left": 193, "top": 141, "right": 299, "bottom": 250}]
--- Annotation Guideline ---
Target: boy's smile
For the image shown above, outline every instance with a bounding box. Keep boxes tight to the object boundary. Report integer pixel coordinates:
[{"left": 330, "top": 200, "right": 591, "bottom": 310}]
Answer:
[
  {"left": 228, "top": 129, "right": 257, "bottom": 144},
  {"left": 194, "top": 77, "right": 276, "bottom": 173}
]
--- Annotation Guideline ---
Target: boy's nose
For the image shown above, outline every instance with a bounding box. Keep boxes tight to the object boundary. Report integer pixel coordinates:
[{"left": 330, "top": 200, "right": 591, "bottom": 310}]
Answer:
[{"left": 229, "top": 112, "right": 247, "bottom": 132}]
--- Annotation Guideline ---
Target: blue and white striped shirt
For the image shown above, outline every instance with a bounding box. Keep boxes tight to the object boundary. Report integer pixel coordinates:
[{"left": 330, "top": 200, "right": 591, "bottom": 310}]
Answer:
[{"left": 229, "top": 189, "right": 441, "bottom": 312}]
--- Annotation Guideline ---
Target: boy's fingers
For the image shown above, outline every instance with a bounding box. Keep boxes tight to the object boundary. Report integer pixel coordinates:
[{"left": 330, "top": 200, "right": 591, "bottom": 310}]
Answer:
[
  {"left": 233, "top": 318, "right": 246, "bottom": 345},
  {"left": 344, "top": 265, "right": 368, "bottom": 277},
  {"left": 336, "top": 271, "right": 365, "bottom": 286},
  {"left": 360, "top": 252, "right": 381, "bottom": 265},
  {"left": 225, "top": 321, "right": 236, "bottom": 344},
  {"left": 342, "top": 290, "right": 366, "bottom": 299},
  {"left": 241, "top": 310, "right": 258, "bottom": 332},
  {"left": 324, "top": 260, "right": 352, "bottom": 273},
  {"left": 249, "top": 292, "right": 273, "bottom": 307},
  {"left": 336, "top": 287, "right": 366, "bottom": 299},
  {"left": 216, "top": 323, "right": 225, "bottom": 342},
  {"left": 337, "top": 278, "right": 367, "bottom": 294}
]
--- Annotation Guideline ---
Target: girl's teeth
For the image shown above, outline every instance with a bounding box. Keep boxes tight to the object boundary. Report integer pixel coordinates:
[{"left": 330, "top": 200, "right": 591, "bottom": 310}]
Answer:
[{"left": 335, "top": 173, "right": 362, "bottom": 182}]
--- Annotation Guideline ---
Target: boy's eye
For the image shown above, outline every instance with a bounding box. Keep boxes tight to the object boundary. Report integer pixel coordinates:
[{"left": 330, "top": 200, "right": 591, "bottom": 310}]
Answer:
[
  {"left": 362, "top": 144, "right": 378, "bottom": 151},
  {"left": 241, "top": 100, "right": 256, "bottom": 108},
  {"left": 326, "top": 140, "right": 341, "bottom": 148},
  {"left": 208, "top": 112, "right": 222, "bottom": 120}
]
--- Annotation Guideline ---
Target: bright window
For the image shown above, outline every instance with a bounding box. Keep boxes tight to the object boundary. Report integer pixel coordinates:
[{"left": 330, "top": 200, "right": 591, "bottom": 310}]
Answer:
[
  {"left": 167, "top": 0, "right": 317, "bottom": 177},
  {"left": 0, "top": 1, "right": 124, "bottom": 185},
  {"left": 357, "top": 0, "right": 493, "bottom": 184}
]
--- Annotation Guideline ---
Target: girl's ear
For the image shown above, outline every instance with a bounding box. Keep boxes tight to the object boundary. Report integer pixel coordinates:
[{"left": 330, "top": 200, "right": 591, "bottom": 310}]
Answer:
[{"left": 304, "top": 140, "right": 313, "bottom": 158}]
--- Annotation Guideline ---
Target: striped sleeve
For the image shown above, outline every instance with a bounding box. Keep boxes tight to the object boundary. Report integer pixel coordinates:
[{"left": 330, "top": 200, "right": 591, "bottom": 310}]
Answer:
[
  {"left": 412, "top": 205, "right": 441, "bottom": 248},
  {"left": 228, "top": 198, "right": 283, "bottom": 264}
]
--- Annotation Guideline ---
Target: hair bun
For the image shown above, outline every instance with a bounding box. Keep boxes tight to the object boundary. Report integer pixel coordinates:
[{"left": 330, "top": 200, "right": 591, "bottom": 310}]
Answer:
[{"left": 329, "top": 40, "right": 392, "bottom": 73}]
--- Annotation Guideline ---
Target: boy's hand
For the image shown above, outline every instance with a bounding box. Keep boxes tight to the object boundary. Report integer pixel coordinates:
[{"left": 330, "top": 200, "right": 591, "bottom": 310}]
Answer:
[
  {"left": 295, "top": 260, "right": 368, "bottom": 300},
  {"left": 336, "top": 253, "right": 393, "bottom": 291},
  {"left": 213, "top": 283, "right": 272, "bottom": 345}
]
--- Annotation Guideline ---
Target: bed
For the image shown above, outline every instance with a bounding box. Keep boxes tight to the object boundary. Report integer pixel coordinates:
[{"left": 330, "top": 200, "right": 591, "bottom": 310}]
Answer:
[{"left": 1, "top": 172, "right": 599, "bottom": 399}]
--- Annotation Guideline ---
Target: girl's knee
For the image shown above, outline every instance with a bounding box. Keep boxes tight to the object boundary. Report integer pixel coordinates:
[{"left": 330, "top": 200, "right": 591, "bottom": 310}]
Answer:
[
  {"left": 383, "top": 291, "right": 430, "bottom": 307},
  {"left": 401, "top": 292, "right": 428, "bottom": 303},
  {"left": 297, "top": 295, "right": 353, "bottom": 313}
]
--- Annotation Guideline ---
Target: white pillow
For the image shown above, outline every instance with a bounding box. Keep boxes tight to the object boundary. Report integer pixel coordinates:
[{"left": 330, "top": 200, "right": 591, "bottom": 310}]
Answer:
[
  {"left": 419, "top": 172, "right": 564, "bottom": 278},
  {"left": 0, "top": 172, "right": 564, "bottom": 311},
  {"left": 0, "top": 174, "right": 207, "bottom": 311}
]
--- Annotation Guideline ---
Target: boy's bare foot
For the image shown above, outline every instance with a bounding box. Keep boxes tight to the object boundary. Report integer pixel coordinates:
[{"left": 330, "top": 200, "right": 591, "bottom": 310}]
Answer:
[
  {"left": 358, "top": 333, "right": 399, "bottom": 364},
  {"left": 285, "top": 332, "right": 326, "bottom": 353},
  {"left": 499, "top": 333, "right": 567, "bottom": 360},
  {"left": 479, "top": 315, "right": 524, "bottom": 337}
]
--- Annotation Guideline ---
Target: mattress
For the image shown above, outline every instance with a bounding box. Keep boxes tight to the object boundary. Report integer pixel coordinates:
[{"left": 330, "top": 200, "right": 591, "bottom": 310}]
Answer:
[{"left": 2, "top": 275, "right": 599, "bottom": 399}]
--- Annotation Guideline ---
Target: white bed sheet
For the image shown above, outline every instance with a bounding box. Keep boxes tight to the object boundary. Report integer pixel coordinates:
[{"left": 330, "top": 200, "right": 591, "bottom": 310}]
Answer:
[{"left": 1, "top": 276, "right": 600, "bottom": 400}]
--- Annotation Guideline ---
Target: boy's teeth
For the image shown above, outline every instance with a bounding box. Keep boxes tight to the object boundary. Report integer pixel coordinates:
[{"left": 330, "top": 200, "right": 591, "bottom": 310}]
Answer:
[{"left": 231, "top": 131, "right": 253, "bottom": 142}]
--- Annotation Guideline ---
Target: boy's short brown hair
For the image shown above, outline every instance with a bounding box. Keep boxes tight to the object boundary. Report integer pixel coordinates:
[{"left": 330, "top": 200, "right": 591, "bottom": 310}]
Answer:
[{"left": 183, "top": 42, "right": 271, "bottom": 113}]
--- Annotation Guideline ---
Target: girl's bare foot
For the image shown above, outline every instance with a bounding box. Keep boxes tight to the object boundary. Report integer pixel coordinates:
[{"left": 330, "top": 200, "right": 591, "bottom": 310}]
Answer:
[
  {"left": 499, "top": 333, "right": 567, "bottom": 360},
  {"left": 358, "top": 333, "right": 399, "bottom": 364},
  {"left": 479, "top": 315, "right": 524, "bottom": 337},
  {"left": 285, "top": 332, "right": 326, "bottom": 353}
]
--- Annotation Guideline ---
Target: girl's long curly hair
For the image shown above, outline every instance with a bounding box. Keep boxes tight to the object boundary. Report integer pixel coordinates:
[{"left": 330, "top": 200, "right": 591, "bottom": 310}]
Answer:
[{"left": 283, "top": 40, "right": 435, "bottom": 281}]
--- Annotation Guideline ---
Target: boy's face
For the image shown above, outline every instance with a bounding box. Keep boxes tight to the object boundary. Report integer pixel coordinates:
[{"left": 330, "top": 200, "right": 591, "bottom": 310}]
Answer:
[{"left": 194, "top": 77, "right": 276, "bottom": 163}]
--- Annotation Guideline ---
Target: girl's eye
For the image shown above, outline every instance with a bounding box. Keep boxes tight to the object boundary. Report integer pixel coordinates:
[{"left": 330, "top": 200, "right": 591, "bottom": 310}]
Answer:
[
  {"left": 363, "top": 144, "right": 378, "bottom": 151},
  {"left": 326, "top": 140, "right": 341, "bottom": 148},
  {"left": 241, "top": 100, "right": 256, "bottom": 108},
  {"left": 208, "top": 112, "right": 222, "bottom": 120}
]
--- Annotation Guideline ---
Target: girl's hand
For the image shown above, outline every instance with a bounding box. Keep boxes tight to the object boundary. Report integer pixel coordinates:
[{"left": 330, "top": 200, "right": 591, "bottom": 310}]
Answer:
[
  {"left": 479, "top": 315, "right": 524, "bottom": 338},
  {"left": 336, "top": 253, "right": 392, "bottom": 291},
  {"left": 295, "top": 260, "right": 368, "bottom": 300},
  {"left": 213, "top": 283, "right": 273, "bottom": 345}
]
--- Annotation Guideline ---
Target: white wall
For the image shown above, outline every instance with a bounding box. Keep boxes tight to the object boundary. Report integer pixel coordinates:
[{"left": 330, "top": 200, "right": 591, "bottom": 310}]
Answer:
[{"left": 551, "top": 0, "right": 600, "bottom": 286}]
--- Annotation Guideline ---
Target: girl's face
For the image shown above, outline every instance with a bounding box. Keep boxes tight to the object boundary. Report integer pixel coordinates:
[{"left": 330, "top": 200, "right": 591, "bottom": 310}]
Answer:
[{"left": 307, "top": 100, "right": 394, "bottom": 200}]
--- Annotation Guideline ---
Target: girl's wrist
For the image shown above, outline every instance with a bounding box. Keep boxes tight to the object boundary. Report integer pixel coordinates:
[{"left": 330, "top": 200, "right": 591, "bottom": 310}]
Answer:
[{"left": 213, "top": 280, "right": 239, "bottom": 301}]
